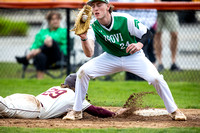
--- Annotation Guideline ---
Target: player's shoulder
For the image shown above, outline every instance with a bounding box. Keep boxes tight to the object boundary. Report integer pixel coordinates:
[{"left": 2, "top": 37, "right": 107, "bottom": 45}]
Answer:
[
  {"left": 47, "top": 86, "right": 74, "bottom": 93},
  {"left": 48, "top": 86, "right": 66, "bottom": 90},
  {"left": 59, "top": 86, "right": 75, "bottom": 92}
]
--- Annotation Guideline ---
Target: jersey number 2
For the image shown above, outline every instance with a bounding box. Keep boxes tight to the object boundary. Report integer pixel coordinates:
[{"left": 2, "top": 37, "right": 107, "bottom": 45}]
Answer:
[
  {"left": 120, "top": 41, "right": 130, "bottom": 49},
  {"left": 41, "top": 88, "right": 67, "bottom": 98}
]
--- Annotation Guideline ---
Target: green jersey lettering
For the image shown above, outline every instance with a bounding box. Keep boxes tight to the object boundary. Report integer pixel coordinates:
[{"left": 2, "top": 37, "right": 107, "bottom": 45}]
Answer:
[
  {"left": 103, "top": 33, "right": 124, "bottom": 44},
  {"left": 119, "top": 33, "right": 124, "bottom": 41},
  {"left": 134, "top": 19, "right": 140, "bottom": 29},
  {"left": 113, "top": 34, "right": 119, "bottom": 42}
]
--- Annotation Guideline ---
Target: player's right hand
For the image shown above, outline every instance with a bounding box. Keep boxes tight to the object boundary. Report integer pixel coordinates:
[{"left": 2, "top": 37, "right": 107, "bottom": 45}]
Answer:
[{"left": 126, "top": 42, "right": 143, "bottom": 54}]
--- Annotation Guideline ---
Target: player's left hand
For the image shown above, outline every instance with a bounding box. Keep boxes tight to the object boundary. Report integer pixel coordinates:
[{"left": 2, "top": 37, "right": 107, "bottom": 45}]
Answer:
[{"left": 126, "top": 42, "right": 143, "bottom": 54}]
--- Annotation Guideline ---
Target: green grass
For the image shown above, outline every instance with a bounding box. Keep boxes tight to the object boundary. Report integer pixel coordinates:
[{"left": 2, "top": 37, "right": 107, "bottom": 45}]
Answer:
[
  {"left": 0, "top": 79, "right": 199, "bottom": 109},
  {"left": 0, "top": 127, "right": 199, "bottom": 133},
  {"left": 0, "top": 79, "right": 63, "bottom": 97},
  {"left": 0, "top": 79, "right": 199, "bottom": 132},
  {"left": 161, "top": 70, "right": 200, "bottom": 82},
  {"left": 1, "top": 63, "right": 200, "bottom": 82},
  {"left": 0, "top": 62, "right": 66, "bottom": 79},
  {"left": 89, "top": 81, "right": 200, "bottom": 108},
  {"left": 0, "top": 62, "right": 22, "bottom": 78}
]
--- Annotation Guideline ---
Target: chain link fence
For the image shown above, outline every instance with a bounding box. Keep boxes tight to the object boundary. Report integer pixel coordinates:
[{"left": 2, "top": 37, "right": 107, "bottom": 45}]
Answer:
[
  {"left": 0, "top": 7, "right": 199, "bottom": 81},
  {"left": 0, "top": 8, "right": 91, "bottom": 79}
]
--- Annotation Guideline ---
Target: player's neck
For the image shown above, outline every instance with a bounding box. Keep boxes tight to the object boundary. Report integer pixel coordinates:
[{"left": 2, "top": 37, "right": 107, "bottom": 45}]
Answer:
[{"left": 98, "top": 12, "right": 111, "bottom": 27}]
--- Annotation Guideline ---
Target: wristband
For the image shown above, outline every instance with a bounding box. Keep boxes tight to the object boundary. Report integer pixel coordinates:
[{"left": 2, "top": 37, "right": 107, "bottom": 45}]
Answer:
[{"left": 81, "top": 38, "right": 88, "bottom": 41}]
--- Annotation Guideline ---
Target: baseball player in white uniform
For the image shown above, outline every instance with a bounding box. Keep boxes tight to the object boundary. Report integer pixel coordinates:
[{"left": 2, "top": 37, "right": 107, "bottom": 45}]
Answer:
[
  {"left": 64, "top": 0, "right": 187, "bottom": 121},
  {"left": 0, "top": 74, "right": 117, "bottom": 119}
]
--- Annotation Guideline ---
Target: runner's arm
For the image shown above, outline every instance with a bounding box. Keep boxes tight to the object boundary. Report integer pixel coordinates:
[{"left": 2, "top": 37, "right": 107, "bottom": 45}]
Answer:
[{"left": 84, "top": 105, "right": 115, "bottom": 118}]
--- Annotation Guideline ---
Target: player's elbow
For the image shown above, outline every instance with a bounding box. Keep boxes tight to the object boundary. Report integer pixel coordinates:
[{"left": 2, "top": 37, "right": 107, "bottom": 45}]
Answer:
[
  {"left": 85, "top": 52, "right": 94, "bottom": 57},
  {"left": 86, "top": 55, "right": 93, "bottom": 57}
]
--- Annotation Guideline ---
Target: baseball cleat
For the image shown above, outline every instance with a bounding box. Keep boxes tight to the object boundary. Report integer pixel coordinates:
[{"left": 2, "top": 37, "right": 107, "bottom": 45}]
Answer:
[
  {"left": 171, "top": 109, "right": 187, "bottom": 121},
  {"left": 62, "top": 110, "right": 82, "bottom": 120}
]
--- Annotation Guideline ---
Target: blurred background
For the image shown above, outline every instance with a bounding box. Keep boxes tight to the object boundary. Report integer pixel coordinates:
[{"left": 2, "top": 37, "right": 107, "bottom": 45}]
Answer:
[{"left": 0, "top": 0, "right": 199, "bottom": 82}]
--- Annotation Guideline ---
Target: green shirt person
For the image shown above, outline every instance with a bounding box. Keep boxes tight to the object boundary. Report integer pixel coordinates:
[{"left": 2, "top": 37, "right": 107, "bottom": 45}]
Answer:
[
  {"left": 16, "top": 11, "right": 67, "bottom": 79},
  {"left": 31, "top": 27, "right": 67, "bottom": 56}
]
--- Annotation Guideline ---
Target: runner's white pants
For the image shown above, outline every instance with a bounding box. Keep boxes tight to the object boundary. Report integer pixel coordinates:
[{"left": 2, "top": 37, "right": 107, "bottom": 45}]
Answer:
[
  {"left": 0, "top": 94, "right": 41, "bottom": 118},
  {"left": 73, "top": 50, "right": 178, "bottom": 113}
]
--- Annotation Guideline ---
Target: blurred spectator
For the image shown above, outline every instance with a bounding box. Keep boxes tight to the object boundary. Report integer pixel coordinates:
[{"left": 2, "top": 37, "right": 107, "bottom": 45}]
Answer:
[
  {"left": 154, "top": 0, "right": 181, "bottom": 72},
  {"left": 15, "top": 11, "right": 67, "bottom": 79},
  {"left": 116, "top": 0, "right": 157, "bottom": 80}
]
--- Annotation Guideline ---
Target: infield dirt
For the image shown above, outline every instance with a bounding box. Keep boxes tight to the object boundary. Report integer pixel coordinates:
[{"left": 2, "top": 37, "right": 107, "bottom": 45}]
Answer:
[
  {"left": 0, "top": 108, "right": 199, "bottom": 129},
  {"left": 1, "top": 92, "right": 199, "bottom": 129}
]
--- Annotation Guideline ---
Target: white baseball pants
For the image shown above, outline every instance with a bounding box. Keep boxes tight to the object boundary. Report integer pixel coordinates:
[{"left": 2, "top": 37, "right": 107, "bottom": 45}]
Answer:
[
  {"left": 73, "top": 50, "right": 178, "bottom": 113},
  {"left": 0, "top": 94, "right": 42, "bottom": 118}
]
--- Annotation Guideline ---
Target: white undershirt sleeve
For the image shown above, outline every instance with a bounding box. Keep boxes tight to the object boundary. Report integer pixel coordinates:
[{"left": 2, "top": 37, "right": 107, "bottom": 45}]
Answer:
[
  {"left": 87, "top": 27, "right": 96, "bottom": 41},
  {"left": 127, "top": 15, "right": 147, "bottom": 39}
]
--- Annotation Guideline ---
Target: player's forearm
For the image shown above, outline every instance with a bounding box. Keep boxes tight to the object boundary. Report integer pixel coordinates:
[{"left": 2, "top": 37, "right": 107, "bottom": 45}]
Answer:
[
  {"left": 84, "top": 105, "right": 115, "bottom": 118},
  {"left": 81, "top": 39, "right": 94, "bottom": 57}
]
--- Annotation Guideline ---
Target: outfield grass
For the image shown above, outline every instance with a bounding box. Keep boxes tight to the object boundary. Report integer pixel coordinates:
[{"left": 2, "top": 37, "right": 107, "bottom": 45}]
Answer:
[
  {"left": 89, "top": 81, "right": 200, "bottom": 109},
  {"left": 0, "top": 79, "right": 199, "bottom": 132},
  {"left": 0, "top": 62, "right": 200, "bottom": 82},
  {"left": 0, "top": 62, "right": 66, "bottom": 79},
  {"left": 0, "top": 79, "right": 199, "bottom": 109}
]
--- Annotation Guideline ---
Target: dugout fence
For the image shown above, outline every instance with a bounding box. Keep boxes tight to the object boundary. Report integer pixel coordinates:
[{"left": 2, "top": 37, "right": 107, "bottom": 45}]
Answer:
[{"left": 0, "top": 1, "right": 200, "bottom": 81}]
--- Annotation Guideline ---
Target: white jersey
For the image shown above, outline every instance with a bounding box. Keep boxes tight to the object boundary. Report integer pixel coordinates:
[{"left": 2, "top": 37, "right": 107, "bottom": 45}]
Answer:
[
  {"left": 36, "top": 86, "right": 91, "bottom": 119},
  {"left": 0, "top": 86, "right": 91, "bottom": 119}
]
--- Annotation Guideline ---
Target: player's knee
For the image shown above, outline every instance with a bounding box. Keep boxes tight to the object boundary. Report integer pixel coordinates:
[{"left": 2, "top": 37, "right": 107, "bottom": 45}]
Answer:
[
  {"left": 77, "top": 68, "right": 86, "bottom": 80},
  {"left": 77, "top": 62, "right": 95, "bottom": 80},
  {"left": 77, "top": 67, "right": 90, "bottom": 80},
  {"left": 148, "top": 75, "right": 164, "bottom": 85}
]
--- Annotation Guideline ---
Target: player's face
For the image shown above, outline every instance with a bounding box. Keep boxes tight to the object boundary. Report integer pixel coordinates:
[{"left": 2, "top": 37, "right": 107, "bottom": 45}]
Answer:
[
  {"left": 91, "top": 2, "right": 110, "bottom": 20},
  {"left": 49, "top": 15, "right": 61, "bottom": 29}
]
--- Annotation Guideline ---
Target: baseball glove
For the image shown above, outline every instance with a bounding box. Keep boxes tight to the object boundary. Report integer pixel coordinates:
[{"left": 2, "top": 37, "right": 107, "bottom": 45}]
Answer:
[{"left": 71, "top": 5, "right": 92, "bottom": 35}]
